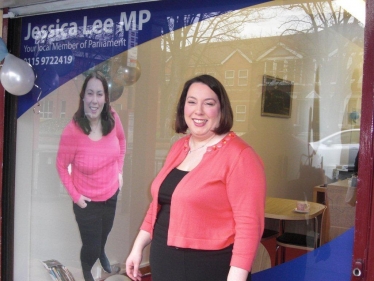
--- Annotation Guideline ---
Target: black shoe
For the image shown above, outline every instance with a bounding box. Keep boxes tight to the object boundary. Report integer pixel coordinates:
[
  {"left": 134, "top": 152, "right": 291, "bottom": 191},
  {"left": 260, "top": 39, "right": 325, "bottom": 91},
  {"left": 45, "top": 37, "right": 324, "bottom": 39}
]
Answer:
[
  {"left": 83, "top": 270, "right": 94, "bottom": 281},
  {"left": 99, "top": 253, "right": 112, "bottom": 273}
]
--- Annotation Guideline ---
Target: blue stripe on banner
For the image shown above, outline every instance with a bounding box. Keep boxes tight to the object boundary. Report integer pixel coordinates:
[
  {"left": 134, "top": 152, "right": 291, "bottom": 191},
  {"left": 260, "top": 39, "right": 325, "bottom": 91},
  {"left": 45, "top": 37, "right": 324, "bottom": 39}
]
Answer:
[
  {"left": 17, "top": 0, "right": 270, "bottom": 117},
  {"left": 253, "top": 228, "right": 354, "bottom": 281}
]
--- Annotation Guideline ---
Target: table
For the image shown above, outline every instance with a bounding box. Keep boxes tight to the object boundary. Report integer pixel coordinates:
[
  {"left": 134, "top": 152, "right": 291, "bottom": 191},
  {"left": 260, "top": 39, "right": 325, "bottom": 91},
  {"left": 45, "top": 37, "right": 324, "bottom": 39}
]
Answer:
[
  {"left": 265, "top": 197, "right": 326, "bottom": 221},
  {"left": 265, "top": 197, "right": 327, "bottom": 259}
]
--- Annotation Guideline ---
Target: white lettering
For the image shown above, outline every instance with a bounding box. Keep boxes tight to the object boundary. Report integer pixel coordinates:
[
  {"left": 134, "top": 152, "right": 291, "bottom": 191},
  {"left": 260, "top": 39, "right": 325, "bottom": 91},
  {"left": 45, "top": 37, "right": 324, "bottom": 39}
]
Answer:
[
  {"left": 119, "top": 11, "right": 137, "bottom": 31},
  {"left": 138, "top": 10, "right": 151, "bottom": 30},
  {"left": 23, "top": 45, "right": 37, "bottom": 52},
  {"left": 52, "top": 41, "right": 79, "bottom": 50},
  {"left": 68, "top": 22, "right": 78, "bottom": 36},
  {"left": 23, "top": 11, "right": 151, "bottom": 41},
  {"left": 92, "top": 19, "right": 102, "bottom": 34},
  {"left": 103, "top": 18, "right": 114, "bottom": 34},
  {"left": 32, "top": 26, "right": 41, "bottom": 40},
  {"left": 88, "top": 38, "right": 126, "bottom": 48},
  {"left": 83, "top": 16, "right": 90, "bottom": 35},
  {"left": 24, "top": 23, "right": 32, "bottom": 40},
  {"left": 24, "top": 19, "right": 79, "bottom": 41}
]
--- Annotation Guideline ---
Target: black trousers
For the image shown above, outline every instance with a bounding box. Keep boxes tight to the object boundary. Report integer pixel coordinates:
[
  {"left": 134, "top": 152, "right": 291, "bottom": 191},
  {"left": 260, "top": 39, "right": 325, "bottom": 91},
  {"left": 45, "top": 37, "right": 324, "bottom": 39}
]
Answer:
[
  {"left": 73, "top": 189, "right": 119, "bottom": 272},
  {"left": 150, "top": 222, "right": 252, "bottom": 281}
]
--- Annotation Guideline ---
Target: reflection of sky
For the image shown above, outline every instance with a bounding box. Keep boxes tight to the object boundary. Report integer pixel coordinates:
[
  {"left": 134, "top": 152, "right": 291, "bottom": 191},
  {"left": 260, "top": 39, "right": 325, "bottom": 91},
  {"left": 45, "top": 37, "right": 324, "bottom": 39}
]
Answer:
[
  {"left": 240, "top": 7, "right": 304, "bottom": 38},
  {"left": 336, "top": 0, "right": 365, "bottom": 24},
  {"left": 240, "top": 2, "right": 365, "bottom": 39}
]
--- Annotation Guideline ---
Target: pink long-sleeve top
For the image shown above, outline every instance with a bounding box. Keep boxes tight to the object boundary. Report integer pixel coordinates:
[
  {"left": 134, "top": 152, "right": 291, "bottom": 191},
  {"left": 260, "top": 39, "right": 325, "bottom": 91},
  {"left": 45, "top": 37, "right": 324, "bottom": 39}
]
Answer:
[
  {"left": 56, "top": 111, "right": 126, "bottom": 203},
  {"left": 140, "top": 132, "right": 266, "bottom": 271}
]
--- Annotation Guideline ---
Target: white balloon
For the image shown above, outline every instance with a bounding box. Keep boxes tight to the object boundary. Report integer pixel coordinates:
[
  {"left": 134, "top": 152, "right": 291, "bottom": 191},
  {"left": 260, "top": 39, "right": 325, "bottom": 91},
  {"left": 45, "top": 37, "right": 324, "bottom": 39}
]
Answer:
[{"left": 0, "top": 54, "right": 35, "bottom": 96}]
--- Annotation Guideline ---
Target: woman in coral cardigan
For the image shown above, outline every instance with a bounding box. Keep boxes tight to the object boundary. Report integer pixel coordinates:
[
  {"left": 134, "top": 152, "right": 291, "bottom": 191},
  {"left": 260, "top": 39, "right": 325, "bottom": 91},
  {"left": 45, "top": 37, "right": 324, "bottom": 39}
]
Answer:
[
  {"left": 56, "top": 71, "right": 126, "bottom": 281},
  {"left": 126, "top": 74, "right": 265, "bottom": 281}
]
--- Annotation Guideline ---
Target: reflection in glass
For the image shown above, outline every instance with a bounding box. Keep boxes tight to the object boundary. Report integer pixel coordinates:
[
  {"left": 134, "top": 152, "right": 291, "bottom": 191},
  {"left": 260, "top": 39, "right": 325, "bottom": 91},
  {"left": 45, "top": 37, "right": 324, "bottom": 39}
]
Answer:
[
  {"left": 14, "top": 0, "right": 364, "bottom": 279},
  {"left": 309, "top": 129, "right": 360, "bottom": 180},
  {"left": 42, "top": 260, "right": 75, "bottom": 281}
]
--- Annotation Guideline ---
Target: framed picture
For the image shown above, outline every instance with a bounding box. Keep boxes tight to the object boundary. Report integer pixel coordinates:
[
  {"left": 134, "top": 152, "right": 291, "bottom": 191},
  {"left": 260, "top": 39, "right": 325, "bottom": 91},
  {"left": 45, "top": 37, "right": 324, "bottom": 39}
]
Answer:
[{"left": 261, "top": 75, "right": 293, "bottom": 118}]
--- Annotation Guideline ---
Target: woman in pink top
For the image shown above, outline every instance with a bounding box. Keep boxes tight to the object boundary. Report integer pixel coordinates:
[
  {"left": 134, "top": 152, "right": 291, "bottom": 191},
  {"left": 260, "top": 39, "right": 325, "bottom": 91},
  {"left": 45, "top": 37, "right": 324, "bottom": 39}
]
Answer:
[
  {"left": 56, "top": 71, "right": 126, "bottom": 281},
  {"left": 126, "top": 75, "right": 266, "bottom": 281}
]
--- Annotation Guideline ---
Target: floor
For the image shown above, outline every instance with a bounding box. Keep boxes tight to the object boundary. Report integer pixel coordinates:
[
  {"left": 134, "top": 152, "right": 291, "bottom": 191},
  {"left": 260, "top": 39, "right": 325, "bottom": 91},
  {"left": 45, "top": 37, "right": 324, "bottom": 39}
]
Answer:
[
  {"left": 142, "top": 276, "right": 152, "bottom": 281},
  {"left": 140, "top": 237, "right": 306, "bottom": 280}
]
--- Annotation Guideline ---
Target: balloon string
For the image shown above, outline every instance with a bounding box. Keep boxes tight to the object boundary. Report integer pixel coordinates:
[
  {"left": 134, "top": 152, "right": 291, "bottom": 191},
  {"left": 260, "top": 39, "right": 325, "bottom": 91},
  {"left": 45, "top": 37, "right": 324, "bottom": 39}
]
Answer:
[
  {"left": 33, "top": 83, "right": 42, "bottom": 114},
  {"left": 32, "top": 68, "right": 41, "bottom": 114}
]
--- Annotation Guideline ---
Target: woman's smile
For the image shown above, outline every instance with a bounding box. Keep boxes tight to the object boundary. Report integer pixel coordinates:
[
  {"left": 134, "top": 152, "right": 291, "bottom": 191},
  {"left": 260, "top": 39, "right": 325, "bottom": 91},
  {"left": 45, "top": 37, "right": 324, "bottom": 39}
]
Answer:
[{"left": 192, "top": 118, "right": 208, "bottom": 127}]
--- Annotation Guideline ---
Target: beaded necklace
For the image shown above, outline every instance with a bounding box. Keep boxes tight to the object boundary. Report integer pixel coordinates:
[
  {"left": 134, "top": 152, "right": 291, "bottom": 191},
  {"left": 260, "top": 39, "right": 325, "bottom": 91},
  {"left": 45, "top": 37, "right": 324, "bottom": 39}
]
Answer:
[{"left": 188, "top": 134, "right": 215, "bottom": 153}]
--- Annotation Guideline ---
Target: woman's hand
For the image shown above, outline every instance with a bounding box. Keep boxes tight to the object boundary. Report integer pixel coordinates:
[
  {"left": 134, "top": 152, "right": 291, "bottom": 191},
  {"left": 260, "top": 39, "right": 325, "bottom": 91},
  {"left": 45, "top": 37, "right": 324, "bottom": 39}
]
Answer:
[
  {"left": 125, "top": 230, "right": 151, "bottom": 281},
  {"left": 125, "top": 250, "right": 143, "bottom": 281},
  {"left": 118, "top": 173, "right": 123, "bottom": 190},
  {"left": 227, "top": 266, "right": 249, "bottom": 281},
  {"left": 76, "top": 195, "right": 91, "bottom": 208}
]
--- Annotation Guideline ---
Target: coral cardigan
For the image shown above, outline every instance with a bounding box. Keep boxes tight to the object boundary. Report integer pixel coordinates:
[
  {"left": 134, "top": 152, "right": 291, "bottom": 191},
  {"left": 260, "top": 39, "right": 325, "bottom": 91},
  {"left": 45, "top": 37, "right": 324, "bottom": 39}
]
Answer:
[
  {"left": 140, "top": 132, "right": 266, "bottom": 271},
  {"left": 56, "top": 111, "right": 126, "bottom": 203}
]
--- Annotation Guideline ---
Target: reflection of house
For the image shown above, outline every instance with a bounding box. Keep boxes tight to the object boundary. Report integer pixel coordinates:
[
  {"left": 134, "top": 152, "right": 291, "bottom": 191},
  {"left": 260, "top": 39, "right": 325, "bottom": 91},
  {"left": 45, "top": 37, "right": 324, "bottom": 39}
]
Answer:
[
  {"left": 159, "top": 29, "right": 363, "bottom": 138},
  {"left": 37, "top": 25, "right": 364, "bottom": 195},
  {"left": 177, "top": 37, "right": 305, "bottom": 134}
]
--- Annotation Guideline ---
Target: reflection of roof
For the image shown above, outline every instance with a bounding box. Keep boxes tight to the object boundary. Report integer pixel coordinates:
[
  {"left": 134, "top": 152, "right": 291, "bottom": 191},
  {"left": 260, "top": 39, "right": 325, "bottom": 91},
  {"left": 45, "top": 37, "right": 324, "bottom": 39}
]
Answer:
[
  {"left": 183, "top": 27, "right": 363, "bottom": 68},
  {"left": 185, "top": 36, "right": 304, "bottom": 67},
  {"left": 306, "top": 90, "right": 321, "bottom": 99},
  {"left": 39, "top": 118, "right": 70, "bottom": 135}
]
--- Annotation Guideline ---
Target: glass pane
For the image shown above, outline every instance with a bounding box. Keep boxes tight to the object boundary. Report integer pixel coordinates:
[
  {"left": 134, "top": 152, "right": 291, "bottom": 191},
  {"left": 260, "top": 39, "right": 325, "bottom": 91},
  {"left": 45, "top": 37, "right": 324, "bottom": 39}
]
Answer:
[{"left": 14, "top": 0, "right": 364, "bottom": 279}]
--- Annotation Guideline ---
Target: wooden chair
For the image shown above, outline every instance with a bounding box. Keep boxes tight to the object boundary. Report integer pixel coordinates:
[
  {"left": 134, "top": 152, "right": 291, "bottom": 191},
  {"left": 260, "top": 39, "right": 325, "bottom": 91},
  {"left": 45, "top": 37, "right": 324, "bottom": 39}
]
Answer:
[
  {"left": 275, "top": 205, "right": 327, "bottom": 265},
  {"left": 252, "top": 243, "right": 271, "bottom": 273}
]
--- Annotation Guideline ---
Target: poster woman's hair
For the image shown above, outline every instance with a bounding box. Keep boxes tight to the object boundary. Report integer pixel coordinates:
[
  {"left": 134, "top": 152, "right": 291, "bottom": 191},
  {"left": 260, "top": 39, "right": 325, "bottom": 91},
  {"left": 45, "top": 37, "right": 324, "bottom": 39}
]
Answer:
[{"left": 73, "top": 71, "right": 115, "bottom": 136}]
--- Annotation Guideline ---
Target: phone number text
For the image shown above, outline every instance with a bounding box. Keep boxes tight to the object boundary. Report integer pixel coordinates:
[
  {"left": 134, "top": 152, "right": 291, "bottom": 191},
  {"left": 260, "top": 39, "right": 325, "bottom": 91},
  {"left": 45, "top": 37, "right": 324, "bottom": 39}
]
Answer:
[{"left": 24, "top": 55, "right": 74, "bottom": 66}]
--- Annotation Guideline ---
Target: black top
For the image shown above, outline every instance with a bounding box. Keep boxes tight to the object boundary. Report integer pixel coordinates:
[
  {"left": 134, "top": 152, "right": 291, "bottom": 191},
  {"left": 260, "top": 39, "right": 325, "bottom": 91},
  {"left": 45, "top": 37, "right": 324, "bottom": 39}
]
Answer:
[{"left": 154, "top": 168, "right": 188, "bottom": 239}]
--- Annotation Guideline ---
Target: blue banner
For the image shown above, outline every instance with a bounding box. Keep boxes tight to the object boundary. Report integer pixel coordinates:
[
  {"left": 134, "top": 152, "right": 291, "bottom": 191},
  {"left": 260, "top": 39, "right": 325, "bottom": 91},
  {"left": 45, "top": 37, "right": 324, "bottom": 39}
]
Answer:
[{"left": 18, "top": 0, "right": 269, "bottom": 117}]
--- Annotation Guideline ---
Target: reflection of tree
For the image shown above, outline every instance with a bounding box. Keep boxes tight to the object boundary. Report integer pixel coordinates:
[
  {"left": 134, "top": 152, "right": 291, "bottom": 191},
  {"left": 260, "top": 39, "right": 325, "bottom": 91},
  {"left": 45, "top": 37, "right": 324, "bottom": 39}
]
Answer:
[
  {"left": 274, "top": 2, "right": 364, "bottom": 182},
  {"left": 158, "top": 7, "right": 269, "bottom": 138},
  {"left": 278, "top": 2, "right": 360, "bottom": 35},
  {"left": 277, "top": 2, "right": 364, "bottom": 134}
]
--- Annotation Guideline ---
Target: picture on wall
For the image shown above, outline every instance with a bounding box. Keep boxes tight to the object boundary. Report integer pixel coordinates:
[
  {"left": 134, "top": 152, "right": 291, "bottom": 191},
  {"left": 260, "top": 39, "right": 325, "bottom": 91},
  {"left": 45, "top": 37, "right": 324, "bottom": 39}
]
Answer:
[{"left": 261, "top": 75, "right": 293, "bottom": 118}]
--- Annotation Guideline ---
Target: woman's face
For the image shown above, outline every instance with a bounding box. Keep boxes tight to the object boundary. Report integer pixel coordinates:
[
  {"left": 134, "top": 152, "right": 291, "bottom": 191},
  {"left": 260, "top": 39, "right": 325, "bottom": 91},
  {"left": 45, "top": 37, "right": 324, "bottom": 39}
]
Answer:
[
  {"left": 184, "top": 82, "right": 221, "bottom": 140},
  {"left": 83, "top": 77, "right": 106, "bottom": 122}
]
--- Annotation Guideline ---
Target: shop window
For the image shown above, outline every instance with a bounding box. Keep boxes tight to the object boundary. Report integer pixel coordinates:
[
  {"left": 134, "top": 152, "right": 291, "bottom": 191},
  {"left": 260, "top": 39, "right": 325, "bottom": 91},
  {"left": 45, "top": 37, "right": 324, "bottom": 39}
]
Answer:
[{"left": 11, "top": 1, "right": 366, "bottom": 280}]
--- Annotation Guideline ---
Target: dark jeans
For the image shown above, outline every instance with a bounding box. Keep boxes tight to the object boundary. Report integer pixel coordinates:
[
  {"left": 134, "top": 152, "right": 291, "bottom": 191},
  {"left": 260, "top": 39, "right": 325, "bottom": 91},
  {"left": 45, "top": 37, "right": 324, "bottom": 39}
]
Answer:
[{"left": 73, "top": 189, "right": 119, "bottom": 272}]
